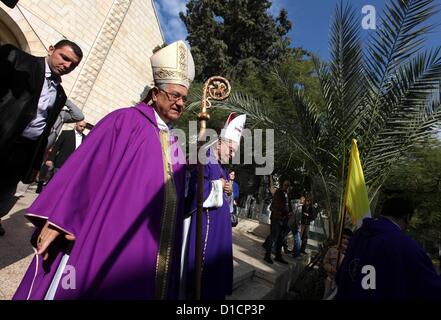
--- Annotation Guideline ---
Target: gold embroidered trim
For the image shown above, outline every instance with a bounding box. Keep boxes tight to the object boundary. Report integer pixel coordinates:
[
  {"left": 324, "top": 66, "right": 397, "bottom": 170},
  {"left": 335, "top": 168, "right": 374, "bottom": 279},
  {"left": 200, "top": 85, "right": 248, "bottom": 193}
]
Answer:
[
  {"left": 154, "top": 69, "right": 189, "bottom": 81},
  {"left": 154, "top": 130, "right": 178, "bottom": 299},
  {"left": 178, "top": 43, "right": 187, "bottom": 72}
]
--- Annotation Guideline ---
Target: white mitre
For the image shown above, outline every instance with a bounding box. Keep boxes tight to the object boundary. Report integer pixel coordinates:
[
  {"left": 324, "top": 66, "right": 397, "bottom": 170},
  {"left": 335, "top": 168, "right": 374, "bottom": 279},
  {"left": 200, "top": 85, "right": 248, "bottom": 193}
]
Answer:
[
  {"left": 220, "top": 112, "right": 247, "bottom": 144},
  {"left": 150, "top": 40, "right": 195, "bottom": 89}
]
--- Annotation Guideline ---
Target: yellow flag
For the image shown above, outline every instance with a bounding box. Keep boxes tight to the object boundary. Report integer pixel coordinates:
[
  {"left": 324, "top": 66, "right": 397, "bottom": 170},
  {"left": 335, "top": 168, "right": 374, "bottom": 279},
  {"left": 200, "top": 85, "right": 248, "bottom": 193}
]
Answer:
[{"left": 344, "top": 139, "right": 371, "bottom": 226}]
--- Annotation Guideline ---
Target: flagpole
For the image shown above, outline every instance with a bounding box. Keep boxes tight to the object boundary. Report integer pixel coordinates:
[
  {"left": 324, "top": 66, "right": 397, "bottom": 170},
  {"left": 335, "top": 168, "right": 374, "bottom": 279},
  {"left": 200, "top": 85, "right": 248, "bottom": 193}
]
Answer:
[
  {"left": 336, "top": 205, "right": 347, "bottom": 268},
  {"left": 195, "top": 76, "right": 230, "bottom": 300},
  {"left": 336, "top": 139, "right": 355, "bottom": 267}
]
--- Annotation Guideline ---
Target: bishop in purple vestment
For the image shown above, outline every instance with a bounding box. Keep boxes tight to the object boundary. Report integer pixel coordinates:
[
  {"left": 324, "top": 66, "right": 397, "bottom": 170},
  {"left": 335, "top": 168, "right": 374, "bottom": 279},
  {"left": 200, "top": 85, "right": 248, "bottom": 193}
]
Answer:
[
  {"left": 13, "top": 40, "right": 195, "bottom": 300},
  {"left": 184, "top": 113, "right": 246, "bottom": 300},
  {"left": 336, "top": 196, "right": 441, "bottom": 300}
]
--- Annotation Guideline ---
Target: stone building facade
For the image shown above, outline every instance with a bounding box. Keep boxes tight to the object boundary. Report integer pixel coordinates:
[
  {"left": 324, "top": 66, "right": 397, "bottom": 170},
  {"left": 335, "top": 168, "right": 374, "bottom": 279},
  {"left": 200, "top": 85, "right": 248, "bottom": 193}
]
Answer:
[{"left": 0, "top": 0, "right": 164, "bottom": 125}]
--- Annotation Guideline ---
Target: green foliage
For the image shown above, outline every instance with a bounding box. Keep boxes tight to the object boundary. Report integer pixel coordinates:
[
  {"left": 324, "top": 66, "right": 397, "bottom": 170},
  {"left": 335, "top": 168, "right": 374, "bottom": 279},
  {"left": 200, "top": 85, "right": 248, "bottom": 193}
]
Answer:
[
  {"left": 175, "top": 48, "right": 321, "bottom": 175},
  {"left": 178, "top": 1, "right": 321, "bottom": 187},
  {"left": 380, "top": 141, "right": 441, "bottom": 256},
  {"left": 180, "top": 0, "right": 292, "bottom": 81},
  {"left": 214, "top": 0, "right": 441, "bottom": 238}
]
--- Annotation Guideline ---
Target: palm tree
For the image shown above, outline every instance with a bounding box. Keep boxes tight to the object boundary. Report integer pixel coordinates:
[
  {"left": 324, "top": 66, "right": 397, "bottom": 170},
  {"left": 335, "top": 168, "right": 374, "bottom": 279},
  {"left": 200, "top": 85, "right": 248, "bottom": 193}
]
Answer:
[{"left": 213, "top": 0, "right": 441, "bottom": 238}]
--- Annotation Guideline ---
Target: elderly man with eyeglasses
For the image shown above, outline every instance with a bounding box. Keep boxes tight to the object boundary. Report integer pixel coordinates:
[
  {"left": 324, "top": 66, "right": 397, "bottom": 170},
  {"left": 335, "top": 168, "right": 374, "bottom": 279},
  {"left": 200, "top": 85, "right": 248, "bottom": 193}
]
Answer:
[
  {"left": 14, "top": 40, "right": 194, "bottom": 300},
  {"left": 183, "top": 112, "right": 246, "bottom": 300}
]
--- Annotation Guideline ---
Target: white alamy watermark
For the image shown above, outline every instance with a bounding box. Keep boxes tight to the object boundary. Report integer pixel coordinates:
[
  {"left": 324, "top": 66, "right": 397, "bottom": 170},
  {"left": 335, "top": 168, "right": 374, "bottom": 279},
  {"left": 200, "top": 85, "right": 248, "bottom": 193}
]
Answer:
[
  {"left": 61, "top": 265, "right": 76, "bottom": 290},
  {"left": 361, "top": 5, "right": 376, "bottom": 30},
  {"left": 170, "top": 121, "right": 274, "bottom": 175},
  {"left": 361, "top": 264, "right": 376, "bottom": 290}
]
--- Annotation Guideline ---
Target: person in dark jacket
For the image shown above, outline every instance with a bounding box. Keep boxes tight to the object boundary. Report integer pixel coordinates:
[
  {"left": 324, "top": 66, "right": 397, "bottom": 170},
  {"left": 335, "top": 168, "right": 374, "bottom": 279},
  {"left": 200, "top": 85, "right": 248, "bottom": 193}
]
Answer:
[
  {"left": 1, "top": 0, "right": 18, "bottom": 8},
  {"left": 35, "top": 100, "right": 85, "bottom": 193},
  {"left": 335, "top": 196, "right": 441, "bottom": 300},
  {"left": 36, "top": 120, "right": 87, "bottom": 193},
  {"left": 300, "top": 197, "right": 314, "bottom": 253},
  {"left": 0, "top": 40, "right": 82, "bottom": 236},
  {"left": 47, "top": 120, "right": 86, "bottom": 172},
  {"left": 263, "top": 180, "right": 293, "bottom": 264}
]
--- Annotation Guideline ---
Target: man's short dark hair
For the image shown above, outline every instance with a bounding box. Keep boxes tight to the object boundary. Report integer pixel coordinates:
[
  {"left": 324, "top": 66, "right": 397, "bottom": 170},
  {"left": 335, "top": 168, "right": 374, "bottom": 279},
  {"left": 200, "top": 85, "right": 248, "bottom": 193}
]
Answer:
[
  {"left": 342, "top": 228, "right": 353, "bottom": 237},
  {"left": 380, "top": 196, "right": 414, "bottom": 219},
  {"left": 54, "top": 40, "right": 83, "bottom": 60}
]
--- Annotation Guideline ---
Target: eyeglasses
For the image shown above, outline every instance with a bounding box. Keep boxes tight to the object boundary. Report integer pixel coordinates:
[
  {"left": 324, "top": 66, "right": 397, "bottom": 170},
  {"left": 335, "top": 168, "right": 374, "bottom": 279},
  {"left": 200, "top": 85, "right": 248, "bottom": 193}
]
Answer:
[
  {"left": 220, "top": 139, "right": 236, "bottom": 155},
  {"left": 159, "top": 88, "right": 188, "bottom": 104}
]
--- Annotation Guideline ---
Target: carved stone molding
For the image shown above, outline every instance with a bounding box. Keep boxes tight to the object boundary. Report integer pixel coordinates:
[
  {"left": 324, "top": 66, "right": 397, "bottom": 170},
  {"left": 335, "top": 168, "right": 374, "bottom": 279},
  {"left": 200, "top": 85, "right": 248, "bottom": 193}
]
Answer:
[{"left": 69, "top": 0, "right": 133, "bottom": 107}]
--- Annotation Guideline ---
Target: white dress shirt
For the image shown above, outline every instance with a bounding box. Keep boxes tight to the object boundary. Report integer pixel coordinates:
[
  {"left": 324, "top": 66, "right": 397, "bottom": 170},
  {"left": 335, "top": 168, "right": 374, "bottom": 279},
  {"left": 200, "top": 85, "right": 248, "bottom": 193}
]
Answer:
[
  {"left": 74, "top": 129, "right": 83, "bottom": 149},
  {"left": 21, "top": 59, "right": 60, "bottom": 140},
  {"left": 153, "top": 109, "right": 171, "bottom": 132}
]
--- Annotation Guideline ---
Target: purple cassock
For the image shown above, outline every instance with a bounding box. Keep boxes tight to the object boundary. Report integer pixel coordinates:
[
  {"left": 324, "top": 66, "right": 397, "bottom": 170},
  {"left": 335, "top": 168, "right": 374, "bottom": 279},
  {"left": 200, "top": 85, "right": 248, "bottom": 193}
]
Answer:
[
  {"left": 13, "top": 103, "right": 187, "bottom": 300},
  {"left": 336, "top": 216, "right": 441, "bottom": 300},
  {"left": 184, "top": 149, "right": 233, "bottom": 300}
]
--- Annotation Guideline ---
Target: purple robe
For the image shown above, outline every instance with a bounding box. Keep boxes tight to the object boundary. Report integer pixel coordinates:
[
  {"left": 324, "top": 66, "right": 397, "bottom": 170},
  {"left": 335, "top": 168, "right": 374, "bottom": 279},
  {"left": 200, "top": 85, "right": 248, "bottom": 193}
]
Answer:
[
  {"left": 185, "top": 149, "right": 233, "bottom": 299},
  {"left": 13, "top": 103, "right": 186, "bottom": 300},
  {"left": 336, "top": 216, "right": 441, "bottom": 300}
]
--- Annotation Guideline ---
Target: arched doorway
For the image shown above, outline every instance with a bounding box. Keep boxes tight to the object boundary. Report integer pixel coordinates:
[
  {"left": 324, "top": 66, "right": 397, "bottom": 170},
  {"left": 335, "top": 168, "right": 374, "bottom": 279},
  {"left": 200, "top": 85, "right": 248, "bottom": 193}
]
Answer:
[{"left": 0, "top": 6, "right": 29, "bottom": 51}]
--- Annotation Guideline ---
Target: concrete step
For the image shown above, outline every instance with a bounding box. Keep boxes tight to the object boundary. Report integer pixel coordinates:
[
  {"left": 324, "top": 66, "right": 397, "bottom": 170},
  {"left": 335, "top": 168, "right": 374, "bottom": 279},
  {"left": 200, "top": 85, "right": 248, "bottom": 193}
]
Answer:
[
  {"left": 228, "top": 277, "right": 274, "bottom": 300},
  {"left": 232, "top": 260, "right": 255, "bottom": 290},
  {"left": 229, "top": 219, "right": 309, "bottom": 300}
]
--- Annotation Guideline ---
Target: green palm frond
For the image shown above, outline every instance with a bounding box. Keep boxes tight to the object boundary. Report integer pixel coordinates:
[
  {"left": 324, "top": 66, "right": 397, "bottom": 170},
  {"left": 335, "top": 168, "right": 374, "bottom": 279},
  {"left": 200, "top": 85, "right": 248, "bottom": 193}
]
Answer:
[
  {"left": 324, "top": 2, "right": 366, "bottom": 145},
  {"left": 214, "top": 91, "right": 275, "bottom": 127},
  {"left": 214, "top": 91, "right": 321, "bottom": 168},
  {"left": 270, "top": 67, "right": 322, "bottom": 146},
  {"left": 363, "top": 0, "right": 438, "bottom": 144},
  {"left": 185, "top": 87, "right": 203, "bottom": 113},
  {"left": 185, "top": 0, "right": 441, "bottom": 238},
  {"left": 291, "top": 90, "right": 322, "bottom": 146},
  {"left": 363, "top": 48, "right": 441, "bottom": 188}
]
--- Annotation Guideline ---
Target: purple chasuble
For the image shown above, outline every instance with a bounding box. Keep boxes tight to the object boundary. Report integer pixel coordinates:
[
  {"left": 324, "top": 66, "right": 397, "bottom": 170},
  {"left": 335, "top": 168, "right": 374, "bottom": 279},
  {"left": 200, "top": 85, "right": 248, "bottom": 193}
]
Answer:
[
  {"left": 13, "top": 103, "right": 186, "bottom": 300},
  {"left": 185, "top": 149, "right": 233, "bottom": 300},
  {"left": 336, "top": 216, "right": 441, "bottom": 300}
]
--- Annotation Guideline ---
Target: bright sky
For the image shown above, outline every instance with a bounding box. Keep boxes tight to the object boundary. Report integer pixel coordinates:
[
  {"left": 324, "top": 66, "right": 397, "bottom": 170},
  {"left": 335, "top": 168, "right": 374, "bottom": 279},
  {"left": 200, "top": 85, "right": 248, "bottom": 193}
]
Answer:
[{"left": 153, "top": 0, "right": 441, "bottom": 61}]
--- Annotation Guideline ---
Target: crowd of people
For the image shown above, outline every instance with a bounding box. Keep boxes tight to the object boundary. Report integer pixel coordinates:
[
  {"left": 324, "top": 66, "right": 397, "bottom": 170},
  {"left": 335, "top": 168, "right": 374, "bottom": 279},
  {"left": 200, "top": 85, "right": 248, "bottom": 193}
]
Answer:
[
  {"left": 262, "top": 183, "right": 319, "bottom": 265},
  {"left": 260, "top": 180, "right": 441, "bottom": 300}
]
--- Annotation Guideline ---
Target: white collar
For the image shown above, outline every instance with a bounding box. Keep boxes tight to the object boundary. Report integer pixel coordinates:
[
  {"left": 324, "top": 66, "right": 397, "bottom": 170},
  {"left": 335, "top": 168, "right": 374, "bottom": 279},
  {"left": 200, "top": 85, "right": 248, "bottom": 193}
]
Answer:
[
  {"left": 153, "top": 109, "right": 171, "bottom": 132},
  {"left": 44, "top": 58, "right": 61, "bottom": 84}
]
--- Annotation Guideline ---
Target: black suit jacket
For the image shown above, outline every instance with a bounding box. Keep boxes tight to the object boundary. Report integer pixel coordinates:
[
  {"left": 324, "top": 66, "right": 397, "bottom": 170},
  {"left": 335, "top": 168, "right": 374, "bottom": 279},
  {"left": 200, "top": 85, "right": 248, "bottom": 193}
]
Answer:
[
  {"left": 48, "top": 130, "right": 85, "bottom": 169},
  {"left": 0, "top": 44, "right": 67, "bottom": 182},
  {"left": 1, "top": 0, "right": 19, "bottom": 8},
  {"left": 270, "top": 189, "right": 293, "bottom": 220}
]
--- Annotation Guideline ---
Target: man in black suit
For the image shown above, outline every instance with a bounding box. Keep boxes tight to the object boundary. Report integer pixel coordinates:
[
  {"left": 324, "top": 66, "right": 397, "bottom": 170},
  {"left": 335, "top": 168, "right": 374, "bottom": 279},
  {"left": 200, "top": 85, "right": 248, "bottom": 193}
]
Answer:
[
  {"left": 0, "top": 40, "right": 83, "bottom": 236},
  {"left": 46, "top": 120, "right": 87, "bottom": 174},
  {"left": 1, "top": 0, "right": 19, "bottom": 8}
]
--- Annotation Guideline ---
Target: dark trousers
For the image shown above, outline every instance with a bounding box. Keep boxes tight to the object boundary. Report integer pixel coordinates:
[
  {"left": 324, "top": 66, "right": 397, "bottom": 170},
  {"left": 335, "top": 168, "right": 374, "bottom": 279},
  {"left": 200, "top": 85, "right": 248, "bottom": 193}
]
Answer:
[
  {"left": 0, "top": 137, "right": 38, "bottom": 185},
  {"left": 265, "top": 218, "right": 288, "bottom": 256},
  {"left": 300, "top": 224, "right": 310, "bottom": 252},
  {"left": 0, "top": 137, "right": 38, "bottom": 217}
]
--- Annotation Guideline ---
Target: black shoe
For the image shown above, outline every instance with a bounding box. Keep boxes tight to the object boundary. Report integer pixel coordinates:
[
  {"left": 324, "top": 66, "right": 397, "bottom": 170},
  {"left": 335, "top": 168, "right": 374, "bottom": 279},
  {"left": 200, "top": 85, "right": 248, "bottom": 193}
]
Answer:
[
  {"left": 36, "top": 181, "right": 44, "bottom": 194},
  {"left": 0, "top": 224, "right": 5, "bottom": 236},
  {"left": 283, "top": 248, "right": 292, "bottom": 254},
  {"left": 274, "top": 255, "right": 288, "bottom": 264},
  {"left": 264, "top": 255, "right": 274, "bottom": 264}
]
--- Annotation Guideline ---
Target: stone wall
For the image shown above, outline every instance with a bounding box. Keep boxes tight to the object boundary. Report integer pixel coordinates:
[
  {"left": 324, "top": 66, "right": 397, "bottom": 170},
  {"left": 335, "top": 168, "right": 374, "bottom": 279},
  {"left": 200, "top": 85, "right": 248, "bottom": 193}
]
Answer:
[{"left": 0, "top": 0, "right": 164, "bottom": 125}]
